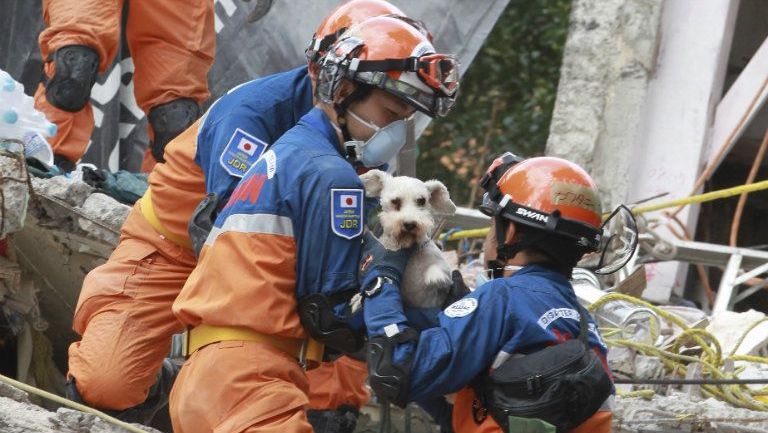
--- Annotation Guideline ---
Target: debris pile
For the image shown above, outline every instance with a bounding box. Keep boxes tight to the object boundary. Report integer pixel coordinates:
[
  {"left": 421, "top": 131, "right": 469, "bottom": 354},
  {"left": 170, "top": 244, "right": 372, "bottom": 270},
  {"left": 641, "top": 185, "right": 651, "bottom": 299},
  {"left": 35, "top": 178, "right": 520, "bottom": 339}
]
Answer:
[
  {"left": 614, "top": 393, "right": 768, "bottom": 433},
  {"left": 0, "top": 153, "right": 29, "bottom": 238},
  {"left": 29, "top": 174, "right": 129, "bottom": 246},
  {"left": 0, "top": 380, "right": 160, "bottom": 433}
]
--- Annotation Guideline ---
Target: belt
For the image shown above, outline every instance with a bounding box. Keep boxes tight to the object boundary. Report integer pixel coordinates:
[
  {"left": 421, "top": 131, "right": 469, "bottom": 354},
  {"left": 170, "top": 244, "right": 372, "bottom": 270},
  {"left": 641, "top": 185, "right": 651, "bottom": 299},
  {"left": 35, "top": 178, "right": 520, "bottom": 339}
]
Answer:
[
  {"left": 182, "top": 324, "right": 325, "bottom": 370},
  {"left": 139, "top": 187, "right": 194, "bottom": 250}
]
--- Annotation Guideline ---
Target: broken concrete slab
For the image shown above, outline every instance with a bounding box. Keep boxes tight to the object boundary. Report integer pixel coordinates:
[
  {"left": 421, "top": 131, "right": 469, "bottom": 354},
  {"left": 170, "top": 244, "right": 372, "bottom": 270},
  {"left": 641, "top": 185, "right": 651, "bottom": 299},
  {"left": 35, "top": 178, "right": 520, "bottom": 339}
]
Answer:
[
  {"left": 0, "top": 383, "right": 160, "bottom": 433},
  {"left": 0, "top": 154, "right": 29, "bottom": 238},
  {"left": 27, "top": 176, "right": 127, "bottom": 246},
  {"left": 708, "top": 310, "right": 768, "bottom": 356},
  {"left": 31, "top": 176, "right": 94, "bottom": 208},
  {"left": 78, "top": 193, "right": 130, "bottom": 245},
  {"left": 614, "top": 392, "right": 768, "bottom": 432}
]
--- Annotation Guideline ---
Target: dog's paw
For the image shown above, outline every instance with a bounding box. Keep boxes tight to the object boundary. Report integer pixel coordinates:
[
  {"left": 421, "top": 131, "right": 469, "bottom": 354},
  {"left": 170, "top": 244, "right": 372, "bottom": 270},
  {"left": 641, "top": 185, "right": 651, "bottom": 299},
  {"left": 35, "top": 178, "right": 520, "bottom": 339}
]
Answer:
[
  {"left": 349, "top": 293, "right": 363, "bottom": 314},
  {"left": 424, "top": 264, "right": 453, "bottom": 288}
]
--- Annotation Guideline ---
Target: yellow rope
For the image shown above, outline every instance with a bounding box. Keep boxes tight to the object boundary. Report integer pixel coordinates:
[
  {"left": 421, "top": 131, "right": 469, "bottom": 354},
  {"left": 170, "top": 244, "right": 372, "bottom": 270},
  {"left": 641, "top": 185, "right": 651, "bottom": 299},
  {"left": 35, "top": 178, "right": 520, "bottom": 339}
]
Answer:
[
  {"left": 616, "top": 389, "right": 655, "bottom": 399},
  {"left": 441, "top": 180, "right": 768, "bottom": 241},
  {"left": 630, "top": 180, "right": 768, "bottom": 216},
  {"left": 0, "top": 373, "right": 148, "bottom": 433},
  {"left": 589, "top": 293, "right": 768, "bottom": 411}
]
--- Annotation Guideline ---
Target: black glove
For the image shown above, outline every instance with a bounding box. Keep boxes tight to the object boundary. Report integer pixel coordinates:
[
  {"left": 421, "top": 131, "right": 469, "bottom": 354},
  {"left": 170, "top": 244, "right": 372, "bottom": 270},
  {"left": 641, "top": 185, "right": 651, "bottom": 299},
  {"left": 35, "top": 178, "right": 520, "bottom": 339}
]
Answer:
[{"left": 441, "top": 270, "right": 471, "bottom": 309}]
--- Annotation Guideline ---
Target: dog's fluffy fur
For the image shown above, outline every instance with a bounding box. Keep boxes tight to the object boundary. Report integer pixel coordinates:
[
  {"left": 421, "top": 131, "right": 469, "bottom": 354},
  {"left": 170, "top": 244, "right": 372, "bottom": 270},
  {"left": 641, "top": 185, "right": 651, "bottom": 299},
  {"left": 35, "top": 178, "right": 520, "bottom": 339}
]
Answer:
[{"left": 360, "top": 170, "right": 457, "bottom": 308}]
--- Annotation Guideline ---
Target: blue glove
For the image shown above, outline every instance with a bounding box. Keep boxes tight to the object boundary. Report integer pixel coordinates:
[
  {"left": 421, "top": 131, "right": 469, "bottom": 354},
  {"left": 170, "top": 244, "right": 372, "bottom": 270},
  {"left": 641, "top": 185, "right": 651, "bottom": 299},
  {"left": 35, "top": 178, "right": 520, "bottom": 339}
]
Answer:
[
  {"left": 358, "top": 232, "right": 412, "bottom": 290},
  {"left": 403, "top": 306, "right": 442, "bottom": 330}
]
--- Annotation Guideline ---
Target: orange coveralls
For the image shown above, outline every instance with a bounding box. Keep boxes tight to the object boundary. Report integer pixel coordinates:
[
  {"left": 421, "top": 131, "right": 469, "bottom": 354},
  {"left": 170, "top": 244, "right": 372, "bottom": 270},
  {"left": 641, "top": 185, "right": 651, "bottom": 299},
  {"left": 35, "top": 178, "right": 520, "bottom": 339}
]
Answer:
[
  {"left": 170, "top": 107, "right": 365, "bottom": 433},
  {"left": 68, "top": 83, "right": 368, "bottom": 412},
  {"left": 34, "top": 0, "right": 215, "bottom": 168}
]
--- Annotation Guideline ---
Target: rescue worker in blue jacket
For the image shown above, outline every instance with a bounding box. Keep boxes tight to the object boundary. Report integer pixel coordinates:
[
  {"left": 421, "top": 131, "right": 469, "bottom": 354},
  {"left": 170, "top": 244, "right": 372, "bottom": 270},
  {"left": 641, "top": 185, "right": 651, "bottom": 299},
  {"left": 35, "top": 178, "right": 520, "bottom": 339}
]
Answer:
[
  {"left": 169, "top": 16, "right": 460, "bottom": 433},
  {"left": 359, "top": 155, "right": 633, "bottom": 433}
]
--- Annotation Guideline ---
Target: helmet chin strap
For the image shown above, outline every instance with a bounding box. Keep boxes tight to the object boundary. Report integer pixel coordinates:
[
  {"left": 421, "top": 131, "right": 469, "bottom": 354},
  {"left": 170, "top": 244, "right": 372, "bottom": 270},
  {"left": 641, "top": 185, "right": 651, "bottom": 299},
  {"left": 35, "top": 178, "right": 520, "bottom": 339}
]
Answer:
[
  {"left": 494, "top": 216, "right": 516, "bottom": 262},
  {"left": 494, "top": 216, "right": 547, "bottom": 265}
]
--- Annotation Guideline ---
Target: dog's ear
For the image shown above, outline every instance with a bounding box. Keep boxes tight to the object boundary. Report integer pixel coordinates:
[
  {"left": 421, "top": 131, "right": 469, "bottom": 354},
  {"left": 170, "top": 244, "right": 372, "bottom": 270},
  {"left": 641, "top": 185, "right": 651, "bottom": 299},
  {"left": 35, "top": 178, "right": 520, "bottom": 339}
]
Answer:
[
  {"left": 359, "top": 169, "right": 389, "bottom": 198},
  {"left": 425, "top": 180, "right": 456, "bottom": 215}
]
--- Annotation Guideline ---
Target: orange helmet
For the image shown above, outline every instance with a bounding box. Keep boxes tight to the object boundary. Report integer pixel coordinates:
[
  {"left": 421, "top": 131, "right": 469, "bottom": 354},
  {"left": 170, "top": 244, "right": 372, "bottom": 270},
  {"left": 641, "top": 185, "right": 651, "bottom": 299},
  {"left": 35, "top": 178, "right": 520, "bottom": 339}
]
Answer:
[
  {"left": 305, "top": 0, "right": 431, "bottom": 64},
  {"left": 480, "top": 155, "right": 603, "bottom": 255},
  {"left": 315, "top": 16, "right": 459, "bottom": 118}
]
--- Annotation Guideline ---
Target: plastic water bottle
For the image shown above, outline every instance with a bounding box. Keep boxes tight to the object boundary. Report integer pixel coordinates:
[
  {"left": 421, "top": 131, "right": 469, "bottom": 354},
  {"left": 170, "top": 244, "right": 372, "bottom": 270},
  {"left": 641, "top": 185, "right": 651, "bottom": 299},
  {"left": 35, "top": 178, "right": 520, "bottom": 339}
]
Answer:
[{"left": 0, "top": 68, "right": 56, "bottom": 166}]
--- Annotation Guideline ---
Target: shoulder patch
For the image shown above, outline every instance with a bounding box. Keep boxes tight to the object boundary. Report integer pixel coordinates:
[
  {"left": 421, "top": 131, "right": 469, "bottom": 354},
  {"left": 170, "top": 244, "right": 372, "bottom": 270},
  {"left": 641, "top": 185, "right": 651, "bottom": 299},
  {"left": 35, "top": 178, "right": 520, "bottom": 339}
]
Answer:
[
  {"left": 444, "top": 298, "right": 478, "bottom": 318},
  {"left": 331, "top": 189, "right": 364, "bottom": 239},
  {"left": 219, "top": 128, "right": 268, "bottom": 178},
  {"left": 537, "top": 308, "right": 579, "bottom": 330}
]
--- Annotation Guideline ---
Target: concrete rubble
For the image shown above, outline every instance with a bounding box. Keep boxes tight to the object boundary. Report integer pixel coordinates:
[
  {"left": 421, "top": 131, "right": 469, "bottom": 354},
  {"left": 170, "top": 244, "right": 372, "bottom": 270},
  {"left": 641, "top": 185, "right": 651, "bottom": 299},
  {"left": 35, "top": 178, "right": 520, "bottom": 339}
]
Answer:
[
  {"left": 0, "top": 154, "right": 29, "bottom": 238},
  {"left": 29, "top": 174, "right": 129, "bottom": 246},
  {"left": 614, "top": 393, "right": 768, "bottom": 433},
  {"left": 0, "top": 381, "right": 160, "bottom": 433}
]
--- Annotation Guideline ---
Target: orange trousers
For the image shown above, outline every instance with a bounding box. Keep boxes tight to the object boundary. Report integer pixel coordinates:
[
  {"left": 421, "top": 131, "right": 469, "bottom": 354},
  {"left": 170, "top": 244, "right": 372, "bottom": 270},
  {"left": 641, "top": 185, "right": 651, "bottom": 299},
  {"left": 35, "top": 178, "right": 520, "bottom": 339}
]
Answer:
[
  {"left": 452, "top": 388, "right": 612, "bottom": 433},
  {"left": 34, "top": 0, "right": 215, "bottom": 164},
  {"left": 69, "top": 205, "right": 370, "bottom": 412},
  {"left": 170, "top": 341, "right": 314, "bottom": 433},
  {"left": 69, "top": 205, "right": 196, "bottom": 410},
  {"left": 307, "top": 356, "right": 369, "bottom": 410}
]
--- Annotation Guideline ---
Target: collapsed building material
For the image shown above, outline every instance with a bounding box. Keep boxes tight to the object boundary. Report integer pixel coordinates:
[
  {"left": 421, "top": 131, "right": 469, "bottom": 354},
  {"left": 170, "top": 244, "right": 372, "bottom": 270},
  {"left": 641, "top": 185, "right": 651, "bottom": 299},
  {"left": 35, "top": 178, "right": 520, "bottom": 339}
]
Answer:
[
  {"left": 77, "top": 193, "right": 131, "bottom": 246},
  {"left": 6, "top": 173, "right": 131, "bottom": 373},
  {"left": 0, "top": 380, "right": 160, "bottom": 433},
  {"left": 0, "top": 152, "right": 29, "bottom": 238},
  {"left": 708, "top": 310, "right": 768, "bottom": 356},
  {"left": 29, "top": 175, "right": 130, "bottom": 246},
  {"left": 614, "top": 393, "right": 768, "bottom": 433}
]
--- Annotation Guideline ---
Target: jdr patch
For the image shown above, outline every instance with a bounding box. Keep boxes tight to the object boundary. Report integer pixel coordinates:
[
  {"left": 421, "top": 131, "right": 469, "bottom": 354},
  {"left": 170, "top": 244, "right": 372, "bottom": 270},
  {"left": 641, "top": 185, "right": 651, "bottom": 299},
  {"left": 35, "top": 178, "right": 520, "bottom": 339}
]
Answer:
[
  {"left": 219, "top": 128, "right": 268, "bottom": 177},
  {"left": 331, "top": 189, "right": 364, "bottom": 239}
]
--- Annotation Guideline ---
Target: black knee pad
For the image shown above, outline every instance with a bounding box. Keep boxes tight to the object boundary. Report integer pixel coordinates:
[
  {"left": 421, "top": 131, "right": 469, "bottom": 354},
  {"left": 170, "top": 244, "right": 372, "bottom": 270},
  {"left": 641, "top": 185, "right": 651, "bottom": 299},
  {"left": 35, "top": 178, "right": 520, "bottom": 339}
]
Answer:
[
  {"left": 307, "top": 405, "right": 359, "bottom": 433},
  {"left": 45, "top": 45, "right": 99, "bottom": 112},
  {"left": 148, "top": 98, "right": 201, "bottom": 163}
]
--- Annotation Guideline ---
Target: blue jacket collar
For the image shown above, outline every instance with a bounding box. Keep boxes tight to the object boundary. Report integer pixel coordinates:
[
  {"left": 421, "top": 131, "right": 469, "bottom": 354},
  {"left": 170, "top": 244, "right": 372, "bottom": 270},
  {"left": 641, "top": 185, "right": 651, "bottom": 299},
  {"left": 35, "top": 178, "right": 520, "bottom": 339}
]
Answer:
[{"left": 301, "top": 107, "right": 344, "bottom": 157}]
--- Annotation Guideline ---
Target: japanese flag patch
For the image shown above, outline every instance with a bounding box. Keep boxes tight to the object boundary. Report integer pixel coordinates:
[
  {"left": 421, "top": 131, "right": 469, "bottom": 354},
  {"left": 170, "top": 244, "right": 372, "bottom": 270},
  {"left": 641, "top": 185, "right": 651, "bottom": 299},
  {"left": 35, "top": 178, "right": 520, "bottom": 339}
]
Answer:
[
  {"left": 219, "top": 128, "right": 268, "bottom": 177},
  {"left": 331, "top": 189, "right": 364, "bottom": 239}
]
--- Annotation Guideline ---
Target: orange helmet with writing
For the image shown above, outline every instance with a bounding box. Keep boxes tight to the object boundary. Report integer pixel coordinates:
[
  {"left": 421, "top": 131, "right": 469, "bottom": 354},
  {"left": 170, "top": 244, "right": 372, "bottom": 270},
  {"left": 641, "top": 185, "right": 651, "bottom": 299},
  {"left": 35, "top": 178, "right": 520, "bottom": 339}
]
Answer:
[{"left": 480, "top": 155, "right": 603, "bottom": 261}]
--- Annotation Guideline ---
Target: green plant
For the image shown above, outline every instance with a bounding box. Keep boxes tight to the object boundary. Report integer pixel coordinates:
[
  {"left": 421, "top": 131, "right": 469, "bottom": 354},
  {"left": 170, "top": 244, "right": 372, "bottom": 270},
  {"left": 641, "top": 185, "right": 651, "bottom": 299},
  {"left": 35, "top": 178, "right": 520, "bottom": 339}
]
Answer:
[{"left": 418, "top": 0, "right": 572, "bottom": 207}]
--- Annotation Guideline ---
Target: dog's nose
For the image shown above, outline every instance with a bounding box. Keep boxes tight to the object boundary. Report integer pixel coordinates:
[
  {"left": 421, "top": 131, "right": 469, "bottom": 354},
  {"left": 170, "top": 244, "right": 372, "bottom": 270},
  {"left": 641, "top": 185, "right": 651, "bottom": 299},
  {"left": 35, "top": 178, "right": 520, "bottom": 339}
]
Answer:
[{"left": 403, "top": 222, "right": 417, "bottom": 232}]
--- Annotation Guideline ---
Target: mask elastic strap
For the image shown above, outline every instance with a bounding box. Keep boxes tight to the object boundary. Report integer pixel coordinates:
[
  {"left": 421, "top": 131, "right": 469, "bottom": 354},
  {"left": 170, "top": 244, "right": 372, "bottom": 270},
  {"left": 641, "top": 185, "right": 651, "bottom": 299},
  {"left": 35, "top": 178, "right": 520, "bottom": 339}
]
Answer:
[
  {"left": 346, "top": 109, "right": 380, "bottom": 132},
  {"left": 334, "top": 84, "right": 373, "bottom": 160}
]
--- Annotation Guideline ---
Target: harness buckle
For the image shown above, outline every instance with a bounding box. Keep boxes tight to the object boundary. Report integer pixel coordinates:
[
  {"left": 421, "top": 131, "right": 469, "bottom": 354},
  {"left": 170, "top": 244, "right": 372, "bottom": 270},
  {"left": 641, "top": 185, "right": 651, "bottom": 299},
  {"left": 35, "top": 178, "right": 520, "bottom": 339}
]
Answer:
[{"left": 526, "top": 374, "right": 543, "bottom": 396}]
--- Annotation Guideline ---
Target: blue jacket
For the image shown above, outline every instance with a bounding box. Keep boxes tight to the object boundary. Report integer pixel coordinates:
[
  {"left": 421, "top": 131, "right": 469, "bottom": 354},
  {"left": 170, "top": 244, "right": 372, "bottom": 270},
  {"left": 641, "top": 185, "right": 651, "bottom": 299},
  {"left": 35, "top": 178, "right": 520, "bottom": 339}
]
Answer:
[
  {"left": 197, "top": 66, "right": 314, "bottom": 204},
  {"left": 364, "top": 264, "right": 609, "bottom": 402}
]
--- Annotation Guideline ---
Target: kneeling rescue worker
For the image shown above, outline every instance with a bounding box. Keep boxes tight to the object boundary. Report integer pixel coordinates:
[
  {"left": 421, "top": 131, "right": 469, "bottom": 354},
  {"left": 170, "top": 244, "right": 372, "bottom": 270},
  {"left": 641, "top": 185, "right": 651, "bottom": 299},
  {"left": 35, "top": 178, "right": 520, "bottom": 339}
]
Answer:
[
  {"left": 64, "top": 1, "right": 423, "bottom": 429},
  {"left": 359, "top": 155, "right": 639, "bottom": 433},
  {"left": 169, "top": 15, "right": 459, "bottom": 433}
]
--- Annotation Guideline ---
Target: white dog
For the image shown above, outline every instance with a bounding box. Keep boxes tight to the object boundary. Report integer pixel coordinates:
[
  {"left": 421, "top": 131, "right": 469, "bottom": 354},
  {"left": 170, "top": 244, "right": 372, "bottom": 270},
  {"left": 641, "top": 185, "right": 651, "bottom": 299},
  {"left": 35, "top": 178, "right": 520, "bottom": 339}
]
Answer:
[{"left": 360, "top": 169, "right": 457, "bottom": 308}]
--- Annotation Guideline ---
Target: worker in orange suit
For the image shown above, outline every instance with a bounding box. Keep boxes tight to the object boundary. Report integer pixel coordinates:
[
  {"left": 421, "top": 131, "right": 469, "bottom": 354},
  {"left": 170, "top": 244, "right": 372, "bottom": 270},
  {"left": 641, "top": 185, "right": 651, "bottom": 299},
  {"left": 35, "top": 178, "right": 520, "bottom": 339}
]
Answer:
[
  {"left": 169, "top": 16, "right": 459, "bottom": 433},
  {"left": 64, "top": 1, "right": 421, "bottom": 428},
  {"left": 33, "top": 0, "right": 215, "bottom": 172}
]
